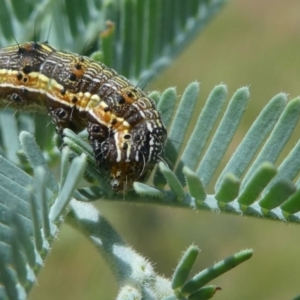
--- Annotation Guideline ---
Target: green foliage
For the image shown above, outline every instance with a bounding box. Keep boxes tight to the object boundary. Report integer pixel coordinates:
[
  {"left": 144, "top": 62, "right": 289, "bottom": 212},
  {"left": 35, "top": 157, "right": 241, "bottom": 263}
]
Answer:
[
  {"left": 62, "top": 82, "right": 300, "bottom": 222},
  {"left": 0, "top": 0, "right": 299, "bottom": 299}
]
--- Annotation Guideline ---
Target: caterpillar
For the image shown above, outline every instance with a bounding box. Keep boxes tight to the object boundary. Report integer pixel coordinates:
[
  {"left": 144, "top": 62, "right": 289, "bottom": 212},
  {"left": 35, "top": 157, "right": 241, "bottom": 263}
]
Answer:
[{"left": 0, "top": 42, "right": 167, "bottom": 192}]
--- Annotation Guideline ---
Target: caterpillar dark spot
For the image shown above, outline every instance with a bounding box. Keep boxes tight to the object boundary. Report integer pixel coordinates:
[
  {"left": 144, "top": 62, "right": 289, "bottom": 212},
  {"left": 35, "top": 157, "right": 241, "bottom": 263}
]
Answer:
[{"left": 0, "top": 42, "right": 167, "bottom": 192}]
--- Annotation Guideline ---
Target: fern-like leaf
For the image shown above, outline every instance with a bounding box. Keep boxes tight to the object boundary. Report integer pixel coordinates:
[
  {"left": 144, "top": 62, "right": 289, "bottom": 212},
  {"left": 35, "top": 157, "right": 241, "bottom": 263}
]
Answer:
[{"left": 62, "top": 82, "right": 300, "bottom": 224}]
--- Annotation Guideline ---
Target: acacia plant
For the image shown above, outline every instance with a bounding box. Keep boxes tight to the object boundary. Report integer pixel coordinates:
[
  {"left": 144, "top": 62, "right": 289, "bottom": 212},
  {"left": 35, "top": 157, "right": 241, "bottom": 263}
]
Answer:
[{"left": 0, "top": 1, "right": 299, "bottom": 299}]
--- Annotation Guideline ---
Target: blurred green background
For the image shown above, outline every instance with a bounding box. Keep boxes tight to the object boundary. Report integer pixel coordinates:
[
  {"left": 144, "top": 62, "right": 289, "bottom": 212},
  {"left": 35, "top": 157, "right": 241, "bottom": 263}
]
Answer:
[{"left": 29, "top": 1, "right": 300, "bottom": 299}]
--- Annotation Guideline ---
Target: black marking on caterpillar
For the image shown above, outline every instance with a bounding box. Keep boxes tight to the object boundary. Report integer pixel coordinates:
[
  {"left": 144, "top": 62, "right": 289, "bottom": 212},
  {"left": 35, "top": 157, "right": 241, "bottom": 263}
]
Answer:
[{"left": 0, "top": 42, "right": 167, "bottom": 192}]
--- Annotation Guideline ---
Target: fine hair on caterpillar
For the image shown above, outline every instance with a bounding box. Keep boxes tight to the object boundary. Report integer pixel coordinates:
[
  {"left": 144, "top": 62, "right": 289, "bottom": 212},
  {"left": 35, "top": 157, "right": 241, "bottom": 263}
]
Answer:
[{"left": 0, "top": 41, "right": 167, "bottom": 192}]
